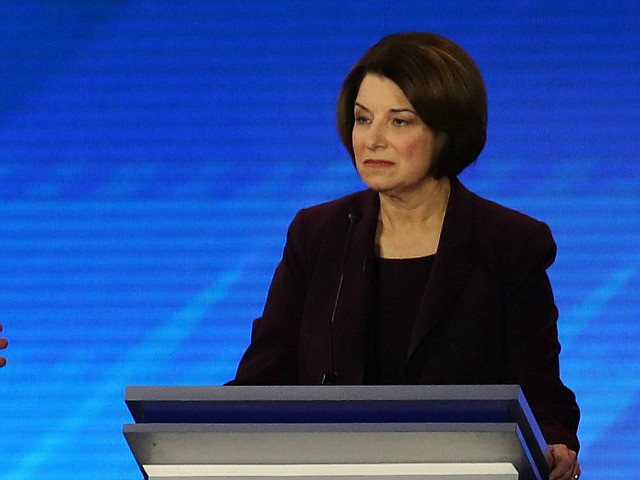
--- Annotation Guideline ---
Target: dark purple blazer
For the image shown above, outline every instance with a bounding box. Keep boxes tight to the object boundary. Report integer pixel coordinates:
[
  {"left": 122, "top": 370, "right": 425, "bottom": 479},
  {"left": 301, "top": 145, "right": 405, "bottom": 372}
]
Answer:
[{"left": 230, "top": 179, "right": 580, "bottom": 451}]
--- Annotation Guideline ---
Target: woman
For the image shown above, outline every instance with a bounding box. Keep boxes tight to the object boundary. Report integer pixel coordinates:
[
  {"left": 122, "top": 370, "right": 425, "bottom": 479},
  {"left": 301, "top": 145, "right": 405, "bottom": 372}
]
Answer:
[{"left": 229, "top": 32, "right": 580, "bottom": 480}]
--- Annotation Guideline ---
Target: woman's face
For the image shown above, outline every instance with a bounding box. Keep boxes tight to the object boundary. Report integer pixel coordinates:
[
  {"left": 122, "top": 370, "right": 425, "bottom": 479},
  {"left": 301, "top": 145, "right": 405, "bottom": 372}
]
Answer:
[{"left": 352, "top": 74, "right": 437, "bottom": 196}]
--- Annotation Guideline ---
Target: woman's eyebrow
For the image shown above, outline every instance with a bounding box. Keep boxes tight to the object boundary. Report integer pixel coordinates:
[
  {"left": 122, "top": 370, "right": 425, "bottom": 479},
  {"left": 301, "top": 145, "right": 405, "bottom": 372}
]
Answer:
[
  {"left": 354, "top": 102, "right": 416, "bottom": 115},
  {"left": 390, "top": 107, "right": 417, "bottom": 114}
]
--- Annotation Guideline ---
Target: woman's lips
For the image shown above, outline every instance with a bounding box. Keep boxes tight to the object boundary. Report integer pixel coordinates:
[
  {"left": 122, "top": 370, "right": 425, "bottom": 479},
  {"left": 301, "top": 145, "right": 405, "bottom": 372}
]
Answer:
[{"left": 363, "top": 159, "right": 395, "bottom": 167}]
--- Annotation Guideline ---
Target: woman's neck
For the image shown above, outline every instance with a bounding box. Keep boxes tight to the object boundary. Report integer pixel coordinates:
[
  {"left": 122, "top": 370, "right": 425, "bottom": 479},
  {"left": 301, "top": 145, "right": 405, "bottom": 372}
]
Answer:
[
  {"left": 376, "top": 177, "right": 451, "bottom": 259},
  {"left": 378, "top": 177, "right": 451, "bottom": 228}
]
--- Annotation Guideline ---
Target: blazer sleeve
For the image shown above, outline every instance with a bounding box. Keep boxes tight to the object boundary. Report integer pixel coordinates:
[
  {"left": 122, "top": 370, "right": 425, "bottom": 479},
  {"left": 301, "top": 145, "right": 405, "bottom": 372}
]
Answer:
[
  {"left": 500, "top": 220, "right": 581, "bottom": 452},
  {"left": 227, "top": 210, "right": 311, "bottom": 385}
]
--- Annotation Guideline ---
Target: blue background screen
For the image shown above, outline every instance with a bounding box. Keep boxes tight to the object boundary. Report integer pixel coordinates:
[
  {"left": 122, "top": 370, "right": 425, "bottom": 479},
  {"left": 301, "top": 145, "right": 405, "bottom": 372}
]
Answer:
[{"left": 0, "top": 2, "right": 638, "bottom": 478}]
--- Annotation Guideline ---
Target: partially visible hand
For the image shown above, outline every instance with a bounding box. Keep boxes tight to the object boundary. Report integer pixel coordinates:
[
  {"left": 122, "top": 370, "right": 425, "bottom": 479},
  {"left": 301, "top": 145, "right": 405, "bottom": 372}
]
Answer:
[
  {"left": 548, "top": 444, "right": 580, "bottom": 480},
  {"left": 0, "top": 323, "right": 7, "bottom": 367}
]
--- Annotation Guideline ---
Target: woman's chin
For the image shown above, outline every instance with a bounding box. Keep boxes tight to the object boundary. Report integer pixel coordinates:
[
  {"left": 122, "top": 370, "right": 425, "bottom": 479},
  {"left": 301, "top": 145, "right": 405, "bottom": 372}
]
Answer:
[{"left": 358, "top": 174, "right": 395, "bottom": 193}]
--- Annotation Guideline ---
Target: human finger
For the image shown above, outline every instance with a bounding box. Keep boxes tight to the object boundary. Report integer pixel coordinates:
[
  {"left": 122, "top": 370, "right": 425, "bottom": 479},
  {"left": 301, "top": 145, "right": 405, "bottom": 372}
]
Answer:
[{"left": 548, "top": 444, "right": 578, "bottom": 480}]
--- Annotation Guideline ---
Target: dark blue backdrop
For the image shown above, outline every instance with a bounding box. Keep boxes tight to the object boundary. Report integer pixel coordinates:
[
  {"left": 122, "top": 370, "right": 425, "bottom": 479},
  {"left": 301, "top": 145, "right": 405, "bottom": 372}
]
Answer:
[{"left": 1, "top": 1, "right": 638, "bottom": 478}]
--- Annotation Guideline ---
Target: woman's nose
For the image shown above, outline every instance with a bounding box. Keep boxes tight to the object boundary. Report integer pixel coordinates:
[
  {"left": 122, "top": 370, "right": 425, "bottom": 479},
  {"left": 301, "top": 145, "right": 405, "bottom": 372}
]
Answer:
[{"left": 365, "top": 122, "right": 388, "bottom": 150}]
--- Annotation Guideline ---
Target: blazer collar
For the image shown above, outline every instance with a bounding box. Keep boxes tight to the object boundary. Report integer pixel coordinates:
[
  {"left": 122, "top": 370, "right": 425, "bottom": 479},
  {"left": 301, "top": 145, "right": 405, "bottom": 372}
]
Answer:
[
  {"left": 325, "top": 189, "right": 378, "bottom": 384},
  {"left": 407, "top": 178, "right": 476, "bottom": 361}
]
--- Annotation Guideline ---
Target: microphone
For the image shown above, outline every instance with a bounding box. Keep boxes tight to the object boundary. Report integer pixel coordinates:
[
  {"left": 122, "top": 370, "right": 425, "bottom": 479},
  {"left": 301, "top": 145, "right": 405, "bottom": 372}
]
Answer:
[{"left": 322, "top": 207, "right": 362, "bottom": 385}]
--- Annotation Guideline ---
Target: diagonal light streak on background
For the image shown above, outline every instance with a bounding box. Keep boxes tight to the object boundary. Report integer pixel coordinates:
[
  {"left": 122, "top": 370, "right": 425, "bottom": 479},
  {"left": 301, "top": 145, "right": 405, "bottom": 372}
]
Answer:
[
  {"left": 4, "top": 266, "right": 245, "bottom": 480},
  {"left": 559, "top": 266, "right": 636, "bottom": 347},
  {"left": 560, "top": 264, "right": 640, "bottom": 450}
]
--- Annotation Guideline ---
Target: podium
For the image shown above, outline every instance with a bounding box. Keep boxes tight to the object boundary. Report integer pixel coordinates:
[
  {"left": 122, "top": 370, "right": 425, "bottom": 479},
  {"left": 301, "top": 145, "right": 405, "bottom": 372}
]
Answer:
[{"left": 123, "top": 385, "right": 551, "bottom": 480}]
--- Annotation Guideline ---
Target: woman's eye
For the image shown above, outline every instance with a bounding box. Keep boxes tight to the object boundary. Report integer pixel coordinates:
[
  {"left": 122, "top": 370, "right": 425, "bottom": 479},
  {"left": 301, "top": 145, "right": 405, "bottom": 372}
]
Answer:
[
  {"left": 393, "top": 118, "right": 409, "bottom": 126},
  {"left": 355, "top": 115, "right": 370, "bottom": 124}
]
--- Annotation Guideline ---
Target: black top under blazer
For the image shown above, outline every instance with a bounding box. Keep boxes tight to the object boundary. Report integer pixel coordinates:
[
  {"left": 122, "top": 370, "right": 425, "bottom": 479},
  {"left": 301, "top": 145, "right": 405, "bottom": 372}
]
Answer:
[{"left": 230, "top": 178, "right": 580, "bottom": 452}]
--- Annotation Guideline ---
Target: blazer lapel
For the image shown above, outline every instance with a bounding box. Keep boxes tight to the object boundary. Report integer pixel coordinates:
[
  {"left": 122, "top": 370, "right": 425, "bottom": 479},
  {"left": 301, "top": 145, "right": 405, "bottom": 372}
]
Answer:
[
  {"left": 407, "top": 180, "right": 476, "bottom": 363},
  {"left": 331, "top": 190, "right": 379, "bottom": 384}
]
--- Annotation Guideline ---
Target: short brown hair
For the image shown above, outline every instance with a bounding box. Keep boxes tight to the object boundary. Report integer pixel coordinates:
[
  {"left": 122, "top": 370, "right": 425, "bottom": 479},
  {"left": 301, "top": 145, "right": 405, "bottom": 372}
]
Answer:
[{"left": 336, "top": 32, "right": 488, "bottom": 179}]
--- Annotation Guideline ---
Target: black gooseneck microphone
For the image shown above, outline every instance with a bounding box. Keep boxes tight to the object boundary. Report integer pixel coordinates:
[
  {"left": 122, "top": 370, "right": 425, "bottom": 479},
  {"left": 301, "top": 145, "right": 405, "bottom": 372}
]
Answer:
[{"left": 322, "top": 207, "right": 362, "bottom": 385}]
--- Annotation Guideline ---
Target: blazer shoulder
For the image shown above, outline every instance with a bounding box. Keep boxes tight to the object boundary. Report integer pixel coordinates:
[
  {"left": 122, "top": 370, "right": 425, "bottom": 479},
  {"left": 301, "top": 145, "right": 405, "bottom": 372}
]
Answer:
[
  {"left": 293, "top": 189, "right": 376, "bottom": 237},
  {"left": 468, "top": 189, "right": 553, "bottom": 243},
  {"left": 462, "top": 187, "right": 556, "bottom": 273}
]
